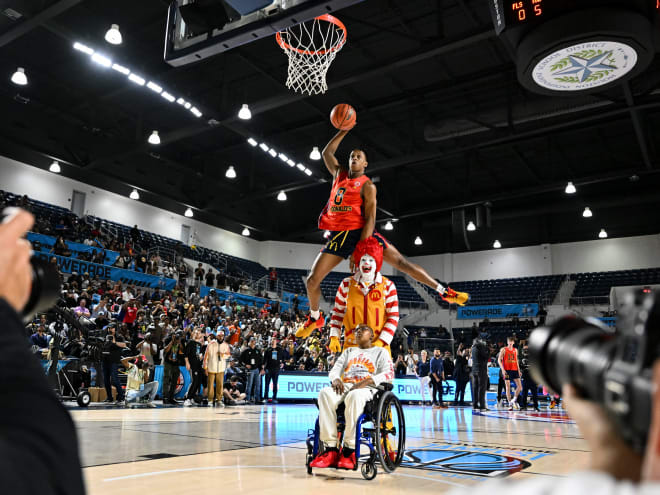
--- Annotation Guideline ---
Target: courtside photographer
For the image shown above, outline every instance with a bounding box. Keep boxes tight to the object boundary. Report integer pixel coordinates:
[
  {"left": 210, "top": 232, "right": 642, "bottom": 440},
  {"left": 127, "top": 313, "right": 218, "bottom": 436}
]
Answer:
[{"left": 0, "top": 209, "right": 85, "bottom": 494}]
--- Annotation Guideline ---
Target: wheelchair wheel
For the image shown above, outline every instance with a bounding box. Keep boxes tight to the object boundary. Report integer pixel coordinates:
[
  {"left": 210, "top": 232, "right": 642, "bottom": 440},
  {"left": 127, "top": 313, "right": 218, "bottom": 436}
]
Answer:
[
  {"left": 375, "top": 391, "right": 405, "bottom": 473},
  {"left": 361, "top": 460, "right": 377, "bottom": 480}
]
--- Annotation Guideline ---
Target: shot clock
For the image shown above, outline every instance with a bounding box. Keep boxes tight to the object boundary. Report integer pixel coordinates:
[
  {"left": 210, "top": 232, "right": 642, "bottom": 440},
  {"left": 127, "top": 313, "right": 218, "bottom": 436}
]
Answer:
[{"left": 489, "top": 0, "right": 660, "bottom": 94}]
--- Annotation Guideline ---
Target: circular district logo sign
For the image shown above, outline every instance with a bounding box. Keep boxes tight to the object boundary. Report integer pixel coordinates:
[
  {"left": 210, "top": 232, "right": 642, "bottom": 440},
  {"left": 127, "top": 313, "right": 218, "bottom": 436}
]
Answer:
[{"left": 532, "top": 41, "right": 637, "bottom": 92}]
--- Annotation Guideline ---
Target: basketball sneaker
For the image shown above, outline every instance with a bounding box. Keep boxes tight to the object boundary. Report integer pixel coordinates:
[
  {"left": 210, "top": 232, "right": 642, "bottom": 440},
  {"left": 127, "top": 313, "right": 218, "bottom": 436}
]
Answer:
[
  {"left": 309, "top": 449, "right": 339, "bottom": 469},
  {"left": 295, "top": 312, "right": 324, "bottom": 338},
  {"left": 337, "top": 451, "right": 357, "bottom": 470},
  {"left": 440, "top": 288, "right": 470, "bottom": 306},
  {"left": 549, "top": 399, "right": 556, "bottom": 409},
  {"left": 513, "top": 401, "right": 520, "bottom": 410}
]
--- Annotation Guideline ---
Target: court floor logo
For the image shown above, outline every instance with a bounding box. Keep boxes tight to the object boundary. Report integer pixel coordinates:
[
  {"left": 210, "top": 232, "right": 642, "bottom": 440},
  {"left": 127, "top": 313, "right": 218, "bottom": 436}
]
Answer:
[
  {"left": 401, "top": 442, "right": 553, "bottom": 479},
  {"left": 533, "top": 41, "right": 637, "bottom": 91}
]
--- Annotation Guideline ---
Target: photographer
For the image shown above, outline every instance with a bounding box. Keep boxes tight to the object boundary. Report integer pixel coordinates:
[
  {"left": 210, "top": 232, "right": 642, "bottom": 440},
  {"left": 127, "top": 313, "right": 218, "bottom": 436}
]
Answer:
[
  {"left": 162, "top": 330, "right": 185, "bottom": 405},
  {"left": 102, "top": 323, "right": 127, "bottom": 403},
  {"left": 0, "top": 209, "right": 85, "bottom": 494}
]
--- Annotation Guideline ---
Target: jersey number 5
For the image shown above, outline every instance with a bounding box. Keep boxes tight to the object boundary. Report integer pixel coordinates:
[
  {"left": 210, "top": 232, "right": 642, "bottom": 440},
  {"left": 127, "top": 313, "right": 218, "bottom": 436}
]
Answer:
[{"left": 333, "top": 187, "right": 346, "bottom": 206}]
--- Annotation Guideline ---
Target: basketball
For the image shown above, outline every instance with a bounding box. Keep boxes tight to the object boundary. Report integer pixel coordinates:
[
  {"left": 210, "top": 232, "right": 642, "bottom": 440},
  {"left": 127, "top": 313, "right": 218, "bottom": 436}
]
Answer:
[{"left": 330, "top": 103, "right": 357, "bottom": 130}]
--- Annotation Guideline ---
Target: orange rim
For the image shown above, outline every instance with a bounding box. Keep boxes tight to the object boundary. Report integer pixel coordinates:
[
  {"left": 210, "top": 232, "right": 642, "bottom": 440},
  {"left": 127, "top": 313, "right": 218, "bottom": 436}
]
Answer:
[{"left": 276, "top": 14, "right": 347, "bottom": 56}]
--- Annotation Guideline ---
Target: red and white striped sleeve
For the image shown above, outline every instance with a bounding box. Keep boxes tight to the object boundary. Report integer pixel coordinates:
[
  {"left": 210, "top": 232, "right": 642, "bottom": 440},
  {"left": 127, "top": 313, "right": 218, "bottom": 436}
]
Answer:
[
  {"left": 329, "top": 277, "right": 351, "bottom": 339},
  {"left": 378, "top": 278, "right": 399, "bottom": 346}
]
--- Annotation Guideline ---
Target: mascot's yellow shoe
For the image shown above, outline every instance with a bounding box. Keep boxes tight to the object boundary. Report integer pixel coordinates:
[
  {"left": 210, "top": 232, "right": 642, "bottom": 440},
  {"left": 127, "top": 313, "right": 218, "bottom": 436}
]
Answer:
[
  {"left": 441, "top": 288, "right": 470, "bottom": 306},
  {"left": 295, "top": 312, "right": 324, "bottom": 338}
]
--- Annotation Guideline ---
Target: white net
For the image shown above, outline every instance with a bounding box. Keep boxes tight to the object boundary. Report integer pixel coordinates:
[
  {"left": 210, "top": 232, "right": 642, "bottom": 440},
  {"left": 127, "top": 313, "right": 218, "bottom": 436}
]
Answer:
[{"left": 276, "top": 15, "right": 347, "bottom": 96}]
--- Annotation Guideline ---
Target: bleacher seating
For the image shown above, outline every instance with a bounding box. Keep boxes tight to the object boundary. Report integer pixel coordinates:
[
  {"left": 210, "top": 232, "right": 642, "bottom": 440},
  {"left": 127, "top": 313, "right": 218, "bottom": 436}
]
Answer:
[
  {"left": 276, "top": 268, "right": 308, "bottom": 295},
  {"left": 450, "top": 275, "right": 564, "bottom": 306},
  {"left": 570, "top": 268, "right": 660, "bottom": 305}
]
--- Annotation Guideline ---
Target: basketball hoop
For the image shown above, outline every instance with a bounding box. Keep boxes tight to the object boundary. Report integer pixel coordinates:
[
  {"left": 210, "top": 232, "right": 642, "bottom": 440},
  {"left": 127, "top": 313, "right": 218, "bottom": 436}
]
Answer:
[{"left": 276, "top": 14, "right": 347, "bottom": 96}]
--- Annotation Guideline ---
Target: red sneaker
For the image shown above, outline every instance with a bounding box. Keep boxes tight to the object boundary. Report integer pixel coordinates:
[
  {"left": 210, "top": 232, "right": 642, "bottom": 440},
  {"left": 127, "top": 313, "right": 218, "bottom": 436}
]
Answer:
[
  {"left": 295, "top": 312, "right": 324, "bottom": 338},
  {"left": 309, "top": 449, "right": 339, "bottom": 468},
  {"left": 337, "top": 452, "right": 356, "bottom": 470}
]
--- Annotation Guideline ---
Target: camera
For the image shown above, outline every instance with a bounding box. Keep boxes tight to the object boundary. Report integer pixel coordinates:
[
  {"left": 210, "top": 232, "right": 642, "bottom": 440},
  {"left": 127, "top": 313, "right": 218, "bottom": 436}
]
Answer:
[{"left": 529, "top": 288, "right": 659, "bottom": 452}]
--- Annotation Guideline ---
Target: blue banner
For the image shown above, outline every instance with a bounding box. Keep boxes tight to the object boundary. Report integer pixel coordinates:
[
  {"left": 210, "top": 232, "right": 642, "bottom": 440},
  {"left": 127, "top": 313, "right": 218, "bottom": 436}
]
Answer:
[
  {"left": 153, "top": 365, "right": 192, "bottom": 399},
  {"left": 261, "top": 372, "right": 471, "bottom": 402},
  {"left": 28, "top": 232, "right": 119, "bottom": 265},
  {"left": 34, "top": 252, "right": 176, "bottom": 290},
  {"left": 200, "top": 286, "right": 291, "bottom": 312},
  {"left": 457, "top": 303, "right": 539, "bottom": 320}
]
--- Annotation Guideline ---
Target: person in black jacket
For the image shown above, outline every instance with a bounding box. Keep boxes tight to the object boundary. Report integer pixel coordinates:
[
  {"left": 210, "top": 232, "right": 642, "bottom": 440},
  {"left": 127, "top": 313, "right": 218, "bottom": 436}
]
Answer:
[
  {"left": 262, "top": 338, "right": 284, "bottom": 403},
  {"left": 240, "top": 338, "right": 263, "bottom": 403},
  {"left": 453, "top": 346, "right": 470, "bottom": 406},
  {"left": 470, "top": 333, "right": 490, "bottom": 411},
  {"left": 184, "top": 330, "right": 205, "bottom": 406},
  {"left": 0, "top": 209, "right": 86, "bottom": 494},
  {"left": 162, "top": 331, "right": 186, "bottom": 405}
]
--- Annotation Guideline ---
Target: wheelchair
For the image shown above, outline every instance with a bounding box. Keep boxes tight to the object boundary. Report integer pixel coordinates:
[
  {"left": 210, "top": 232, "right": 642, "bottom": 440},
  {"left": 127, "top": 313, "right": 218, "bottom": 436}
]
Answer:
[{"left": 305, "top": 383, "right": 406, "bottom": 480}]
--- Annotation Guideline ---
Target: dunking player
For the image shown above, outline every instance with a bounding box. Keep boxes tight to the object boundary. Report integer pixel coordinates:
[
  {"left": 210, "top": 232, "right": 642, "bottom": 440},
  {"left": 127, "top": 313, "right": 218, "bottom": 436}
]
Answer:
[
  {"left": 498, "top": 336, "right": 522, "bottom": 411},
  {"left": 297, "top": 126, "right": 469, "bottom": 337}
]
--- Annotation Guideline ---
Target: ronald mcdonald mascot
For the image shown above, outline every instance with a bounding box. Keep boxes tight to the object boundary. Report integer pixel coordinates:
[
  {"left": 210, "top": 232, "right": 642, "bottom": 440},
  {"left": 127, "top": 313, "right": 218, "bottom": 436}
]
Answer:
[{"left": 328, "top": 237, "right": 399, "bottom": 354}]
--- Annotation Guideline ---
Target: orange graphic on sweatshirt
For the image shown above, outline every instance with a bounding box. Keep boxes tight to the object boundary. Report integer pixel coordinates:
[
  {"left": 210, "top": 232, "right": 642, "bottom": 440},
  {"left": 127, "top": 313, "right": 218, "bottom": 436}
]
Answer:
[{"left": 342, "top": 356, "right": 376, "bottom": 384}]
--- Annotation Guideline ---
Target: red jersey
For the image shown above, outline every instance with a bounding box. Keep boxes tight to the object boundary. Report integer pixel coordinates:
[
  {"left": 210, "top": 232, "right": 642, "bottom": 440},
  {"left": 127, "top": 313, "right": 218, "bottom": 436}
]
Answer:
[
  {"left": 318, "top": 170, "right": 370, "bottom": 231},
  {"left": 502, "top": 347, "right": 519, "bottom": 371}
]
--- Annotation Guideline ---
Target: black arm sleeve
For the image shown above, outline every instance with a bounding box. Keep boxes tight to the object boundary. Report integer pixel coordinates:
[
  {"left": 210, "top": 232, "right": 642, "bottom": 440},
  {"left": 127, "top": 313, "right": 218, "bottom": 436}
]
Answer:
[{"left": 0, "top": 299, "right": 86, "bottom": 495}]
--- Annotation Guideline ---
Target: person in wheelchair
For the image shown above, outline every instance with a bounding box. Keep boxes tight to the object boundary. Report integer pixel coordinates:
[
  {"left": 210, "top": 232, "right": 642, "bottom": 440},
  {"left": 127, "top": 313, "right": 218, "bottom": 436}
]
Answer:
[{"left": 310, "top": 324, "right": 394, "bottom": 470}]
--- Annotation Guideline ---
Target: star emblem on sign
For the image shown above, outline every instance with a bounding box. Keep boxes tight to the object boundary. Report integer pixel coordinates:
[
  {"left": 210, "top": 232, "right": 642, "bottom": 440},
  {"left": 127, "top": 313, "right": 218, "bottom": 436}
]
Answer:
[{"left": 554, "top": 50, "right": 617, "bottom": 82}]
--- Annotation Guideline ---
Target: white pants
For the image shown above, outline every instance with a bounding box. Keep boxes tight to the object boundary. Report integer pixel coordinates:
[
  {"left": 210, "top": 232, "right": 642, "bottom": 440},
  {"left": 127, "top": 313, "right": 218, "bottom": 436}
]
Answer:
[
  {"left": 318, "top": 383, "right": 377, "bottom": 449},
  {"left": 126, "top": 381, "right": 159, "bottom": 403},
  {"left": 418, "top": 375, "right": 430, "bottom": 402}
]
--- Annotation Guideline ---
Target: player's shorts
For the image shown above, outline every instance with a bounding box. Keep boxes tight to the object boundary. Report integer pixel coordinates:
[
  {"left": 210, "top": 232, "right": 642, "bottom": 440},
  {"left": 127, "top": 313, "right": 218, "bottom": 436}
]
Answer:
[
  {"left": 321, "top": 229, "right": 390, "bottom": 259},
  {"left": 504, "top": 369, "right": 520, "bottom": 380}
]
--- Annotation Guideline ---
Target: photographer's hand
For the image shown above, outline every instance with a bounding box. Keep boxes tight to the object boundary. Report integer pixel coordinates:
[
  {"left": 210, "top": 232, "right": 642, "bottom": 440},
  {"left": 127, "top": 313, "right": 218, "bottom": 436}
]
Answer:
[{"left": 0, "top": 209, "right": 34, "bottom": 313}]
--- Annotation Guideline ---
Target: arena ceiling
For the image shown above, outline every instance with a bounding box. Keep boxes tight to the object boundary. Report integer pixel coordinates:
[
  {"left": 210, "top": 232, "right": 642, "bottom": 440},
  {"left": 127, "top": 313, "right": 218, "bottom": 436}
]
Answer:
[{"left": 1, "top": 0, "right": 660, "bottom": 256}]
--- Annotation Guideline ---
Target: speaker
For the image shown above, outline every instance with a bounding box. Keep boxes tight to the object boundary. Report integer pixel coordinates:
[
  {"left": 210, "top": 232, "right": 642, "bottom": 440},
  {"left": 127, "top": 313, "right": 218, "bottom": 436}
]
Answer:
[{"left": 451, "top": 209, "right": 470, "bottom": 251}]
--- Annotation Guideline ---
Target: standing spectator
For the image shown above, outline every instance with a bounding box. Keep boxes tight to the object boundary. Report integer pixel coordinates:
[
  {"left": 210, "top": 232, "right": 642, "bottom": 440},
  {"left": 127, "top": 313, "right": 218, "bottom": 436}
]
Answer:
[
  {"left": 443, "top": 351, "right": 455, "bottom": 378},
  {"left": 215, "top": 269, "right": 226, "bottom": 290},
  {"left": 203, "top": 334, "right": 222, "bottom": 406},
  {"left": 241, "top": 338, "right": 263, "bottom": 403},
  {"left": 262, "top": 338, "right": 284, "bottom": 403},
  {"left": 498, "top": 336, "right": 522, "bottom": 411},
  {"left": 395, "top": 354, "right": 407, "bottom": 377},
  {"left": 130, "top": 225, "right": 141, "bottom": 246},
  {"left": 137, "top": 333, "right": 157, "bottom": 382},
  {"left": 102, "top": 325, "right": 126, "bottom": 403},
  {"left": 162, "top": 331, "right": 185, "bottom": 405},
  {"left": 519, "top": 343, "right": 540, "bottom": 411},
  {"left": 194, "top": 263, "right": 205, "bottom": 286},
  {"left": 453, "top": 347, "right": 470, "bottom": 406},
  {"left": 269, "top": 268, "right": 277, "bottom": 291},
  {"left": 430, "top": 348, "right": 446, "bottom": 408},
  {"left": 416, "top": 350, "right": 431, "bottom": 406},
  {"left": 470, "top": 333, "right": 490, "bottom": 411},
  {"left": 178, "top": 262, "right": 189, "bottom": 286},
  {"left": 205, "top": 268, "right": 215, "bottom": 288},
  {"left": 405, "top": 347, "right": 418, "bottom": 376},
  {"left": 184, "top": 330, "right": 205, "bottom": 406}
]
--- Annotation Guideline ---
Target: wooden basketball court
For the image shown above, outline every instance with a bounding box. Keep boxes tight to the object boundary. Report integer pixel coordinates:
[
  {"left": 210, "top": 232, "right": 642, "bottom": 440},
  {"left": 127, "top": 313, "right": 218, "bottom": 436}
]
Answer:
[{"left": 74, "top": 397, "right": 588, "bottom": 494}]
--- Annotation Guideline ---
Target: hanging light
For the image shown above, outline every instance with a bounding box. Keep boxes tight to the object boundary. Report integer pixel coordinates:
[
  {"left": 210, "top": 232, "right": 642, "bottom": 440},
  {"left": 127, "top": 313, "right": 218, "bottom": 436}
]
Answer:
[
  {"left": 11, "top": 67, "right": 27, "bottom": 85},
  {"left": 184, "top": 207, "right": 193, "bottom": 218},
  {"left": 105, "top": 24, "right": 122, "bottom": 45},
  {"left": 268, "top": 149, "right": 277, "bottom": 157},
  {"left": 129, "top": 189, "right": 140, "bottom": 200},
  {"left": 310, "top": 147, "right": 322, "bottom": 160},
  {"left": 583, "top": 207, "right": 593, "bottom": 218},
  {"left": 565, "top": 181, "right": 576, "bottom": 194},
  {"left": 599, "top": 229, "right": 608, "bottom": 239},
  {"left": 384, "top": 221, "right": 394, "bottom": 231},
  {"left": 238, "top": 104, "right": 251, "bottom": 120},
  {"left": 277, "top": 191, "right": 287, "bottom": 201},
  {"left": 247, "top": 137, "right": 258, "bottom": 147},
  {"left": 225, "top": 166, "right": 237, "bottom": 179},
  {"left": 493, "top": 240, "right": 502, "bottom": 249},
  {"left": 148, "top": 131, "right": 160, "bottom": 145},
  {"left": 49, "top": 161, "right": 61, "bottom": 173},
  {"left": 467, "top": 221, "right": 476, "bottom": 232},
  {"left": 242, "top": 227, "right": 250, "bottom": 236},
  {"left": 414, "top": 236, "right": 422, "bottom": 246}
]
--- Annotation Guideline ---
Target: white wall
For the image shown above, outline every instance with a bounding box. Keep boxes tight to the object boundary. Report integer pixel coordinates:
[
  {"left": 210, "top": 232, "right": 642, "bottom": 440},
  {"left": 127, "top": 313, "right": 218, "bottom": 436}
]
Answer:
[{"left": 0, "top": 155, "right": 260, "bottom": 261}]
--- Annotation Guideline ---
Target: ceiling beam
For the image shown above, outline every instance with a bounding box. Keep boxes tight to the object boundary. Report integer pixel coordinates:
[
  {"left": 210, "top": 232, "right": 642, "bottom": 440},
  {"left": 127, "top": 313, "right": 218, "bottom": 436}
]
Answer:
[
  {"left": 622, "top": 81, "right": 654, "bottom": 170},
  {"left": 0, "top": 0, "right": 83, "bottom": 48}
]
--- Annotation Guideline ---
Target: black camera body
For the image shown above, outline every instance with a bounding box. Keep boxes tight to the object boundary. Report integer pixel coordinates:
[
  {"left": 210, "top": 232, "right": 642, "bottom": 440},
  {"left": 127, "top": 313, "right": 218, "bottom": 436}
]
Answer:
[{"left": 529, "top": 288, "right": 659, "bottom": 452}]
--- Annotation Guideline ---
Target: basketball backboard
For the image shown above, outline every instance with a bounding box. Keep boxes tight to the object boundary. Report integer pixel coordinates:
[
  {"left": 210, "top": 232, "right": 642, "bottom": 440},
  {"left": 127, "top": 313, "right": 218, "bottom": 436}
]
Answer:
[{"left": 164, "top": 0, "right": 364, "bottom": 67}]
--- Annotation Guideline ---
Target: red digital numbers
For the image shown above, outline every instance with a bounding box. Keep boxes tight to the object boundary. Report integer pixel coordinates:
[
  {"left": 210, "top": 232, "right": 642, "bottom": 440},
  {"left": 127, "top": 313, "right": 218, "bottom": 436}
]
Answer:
[{"left": 511, "top": 0, "right": 542, "bottom": 22}]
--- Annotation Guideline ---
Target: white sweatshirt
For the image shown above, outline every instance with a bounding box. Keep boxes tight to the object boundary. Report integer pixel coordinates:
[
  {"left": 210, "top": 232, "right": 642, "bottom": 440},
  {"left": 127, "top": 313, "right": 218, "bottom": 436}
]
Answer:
[{"left": 328, "top": 346, "right": 394, "bottom": 387}]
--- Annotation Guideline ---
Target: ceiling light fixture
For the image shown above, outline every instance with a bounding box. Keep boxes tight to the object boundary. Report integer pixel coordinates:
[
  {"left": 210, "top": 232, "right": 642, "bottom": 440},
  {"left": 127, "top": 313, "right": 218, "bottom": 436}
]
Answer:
[
  {"left": 259, "top": 143, "right": 269, "bottom": 152},
  {"left": 91, "top": 53, "right": 112, "bottom": 67},
  {"left": 225, "top": 166, "right": 237, "bottom": 179},
  {"left": 287, "top": 159, "right": 295, "bottom": 167},
  {"left": 161, "top": 91, "right": 175, "bottom": 102},
  {"left": 73, "top": 42, "right": 94, "bottom": 55},
  {"left": 268, "top": 149, "right": 277, "bottom": 157},
  {"left": 148, "top": 130, "right": 160, "bottom": 145},
  {"left": 11, "top": 67, "right": 27, "bottom": 85},
  {"left": 129, "top": 189, "right": 140, "bottom": 200},
  {"left": 467, "top": 221, "right": 476, "bottom": 232},
  {"left": 128, "top": 73, "right": 145, "bottom": 86},
  {"left": 184, "top": 207, "right": 193, "bottom": 218},
  {"left": 242, "top": 227, "right": 250, "bottom": 236},
  {"left": 190, "top": 107, "right": 202, "bottom": 118},
  {"left": 49, "top": 161, "right": 61, "bottom": 173},
  {"left": 310, "top": 147, "right": 322, "bottom": 160},
  {"left": 384, "top": 221, "right": 394, "bottom": 231},
  {"left": 565, "top": 181, "right": 577, "bottom": 194},
  {"left": 599, "top": 229, "right": 608, "bottom": 239},
  {"left": 184, "top": 102, "right": 192, "bottom": 109},
  {"left": 278, "top": 153, "right": 288, "bottom": 162},
  {"left": 304, "top": 168, "right": 313, "bottom": 176},
  {"left": 104, "top": 24, "right": 122, "bottom": 45},
  {"left": 296, "top": 163, "right": 305, "bottom": 171},
  {"left": 414, "top": 236, "right": 423, "bottom": 246},
  {"left": 583, "top": 207, "right": 593, "bottom": 218},
  {"left": 277, "top": 191, "right": 287, "bottom": 201},
  {"left": 146, "top": 81, "right": 162, "bottom": 93},
  {"left": 238, "top": 104, "right": 251, "bottom": 120},
  {"left": 493, "top": 240, "right": 502, "bottom": 249},
  {"left": 247, "top": 138, "right": 258, "bottom": 147},
  {"left": 111, "top": 63, "right": 130, "bottom": 75}
]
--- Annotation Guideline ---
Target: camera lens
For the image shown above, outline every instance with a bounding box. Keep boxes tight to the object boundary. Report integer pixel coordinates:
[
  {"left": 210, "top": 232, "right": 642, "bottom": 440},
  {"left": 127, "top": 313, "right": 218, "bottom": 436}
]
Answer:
[{"left": 23, "top": 257, "right": 61, "bottom": 318}]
